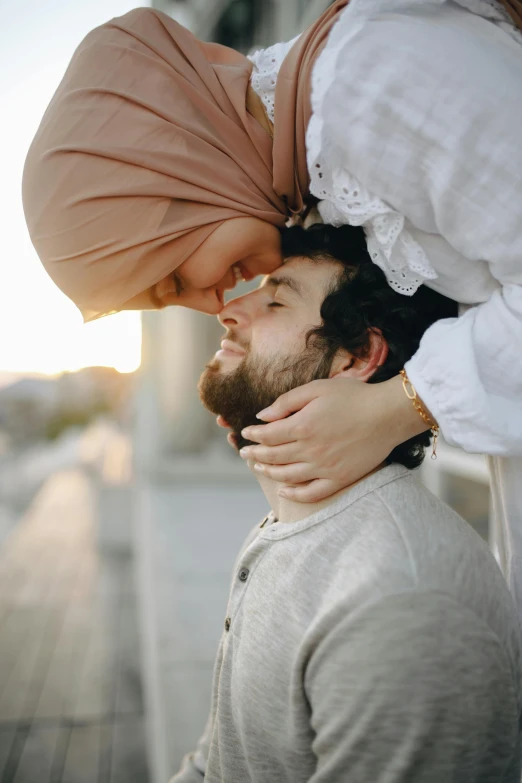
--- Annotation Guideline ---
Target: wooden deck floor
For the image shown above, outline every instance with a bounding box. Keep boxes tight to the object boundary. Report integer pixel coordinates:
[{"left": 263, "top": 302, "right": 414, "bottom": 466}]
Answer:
[{"left": 0, "top": 469, "right": 149, "bottom": 783}]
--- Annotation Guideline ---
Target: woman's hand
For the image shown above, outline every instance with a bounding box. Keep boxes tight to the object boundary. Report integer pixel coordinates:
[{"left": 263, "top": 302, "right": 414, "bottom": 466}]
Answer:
[
  {"left": 238, "top": 376, "right": 428, "bottom": 503},
  {"left": 217, "top": 415, "right": 239, "bottom": 450}
]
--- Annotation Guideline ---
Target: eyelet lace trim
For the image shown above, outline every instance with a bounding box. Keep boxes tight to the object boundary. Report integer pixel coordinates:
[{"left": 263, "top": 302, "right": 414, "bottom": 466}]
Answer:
[
  {"left": 306, "top": 3, "right": 439, "bottom": 295},
  {"left": 306, "top": 0, "right": 522, "bottom": 294},
  {"left": 251, "top": 0, "right": 521, "bottom": 295},
  {"left": 248, "top": 37, "right": 299, "bottom": 123}
]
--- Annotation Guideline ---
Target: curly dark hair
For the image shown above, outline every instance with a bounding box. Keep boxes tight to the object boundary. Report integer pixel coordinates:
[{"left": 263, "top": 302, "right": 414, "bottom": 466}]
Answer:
[{"left": 281, "top": 224, "right": 458, "bottom": 469}]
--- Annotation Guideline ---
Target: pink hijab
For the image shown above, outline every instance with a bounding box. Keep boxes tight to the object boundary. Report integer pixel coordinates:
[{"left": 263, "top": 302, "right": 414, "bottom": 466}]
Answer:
[
  {"left": 21, "top": 2, "right": 345, "bottom": 320},
  {"left": 20, "top": 0, "right": 522, "bottom": 319}
]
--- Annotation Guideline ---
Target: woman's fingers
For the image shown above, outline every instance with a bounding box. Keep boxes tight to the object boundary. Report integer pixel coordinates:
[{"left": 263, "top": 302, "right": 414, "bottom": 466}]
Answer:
[
  {"left": 278, "top": 478, "right": 338, "bottom": 504},
  {"left": 227, "top": 432, "right": 239, "bottom": 450},
  {"left": 217, "top": 415, "right": 236, "bottom": 448},
  {"left": 239, "top": 443, "right": 299, "bottom": 465},
  {"left": 241, "top": 418, "right": 298, "bottom": 447},
  {"left": 252, "top": 462, "right": 315, "bottom": 484},
  {"left": 256, "top": 379, "right": 328, "bottom": 422}
]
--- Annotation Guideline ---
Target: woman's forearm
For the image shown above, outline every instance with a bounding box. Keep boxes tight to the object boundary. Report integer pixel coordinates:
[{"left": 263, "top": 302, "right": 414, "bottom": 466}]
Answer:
[{"left": 376, "top": 375, "right": 432, "bottom": 451}]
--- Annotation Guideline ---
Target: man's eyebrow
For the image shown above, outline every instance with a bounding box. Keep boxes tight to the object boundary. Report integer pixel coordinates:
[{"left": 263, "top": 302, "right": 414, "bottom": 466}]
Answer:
[{"left": 264, "top": 275, "right": 304, "bottom": 298}]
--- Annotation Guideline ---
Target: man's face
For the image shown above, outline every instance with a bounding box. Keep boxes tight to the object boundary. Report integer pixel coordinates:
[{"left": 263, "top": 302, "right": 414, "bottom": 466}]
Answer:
[{"left": 198, "top": 258, "right": 341, "bottom": 449}]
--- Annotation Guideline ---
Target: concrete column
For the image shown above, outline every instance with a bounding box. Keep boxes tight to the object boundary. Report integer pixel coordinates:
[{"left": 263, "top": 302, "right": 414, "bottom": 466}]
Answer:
[
  {"left": 135, "top": 308, "right": 222, "bottom": 462},
  {"left": 273, "top": 0, "right": 300, "bottom": 40},
  {"left": 153, "top": 0, "right": 233, "bottom": 38},
  {"left": 154, "top": 307, "right": 219, "bottom": 454},
  {"left": 299, "top": 0, "right": 335, "bottom": 30}
]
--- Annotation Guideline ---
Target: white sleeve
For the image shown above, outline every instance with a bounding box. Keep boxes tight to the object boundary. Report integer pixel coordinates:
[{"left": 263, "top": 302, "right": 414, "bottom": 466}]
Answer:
[{"left": 312, "top": 1, "right": 522, "bottom": 455}]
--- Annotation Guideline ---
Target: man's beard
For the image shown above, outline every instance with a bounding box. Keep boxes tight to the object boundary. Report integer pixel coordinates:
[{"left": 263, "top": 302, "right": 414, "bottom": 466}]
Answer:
[{"left": 198, "top": 339, "right": 333, "bottom": 451}]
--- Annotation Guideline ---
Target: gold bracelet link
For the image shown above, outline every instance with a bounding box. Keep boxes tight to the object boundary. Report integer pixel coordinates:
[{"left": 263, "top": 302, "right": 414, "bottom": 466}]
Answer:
[{"left": 399, "top": 369, "right": 439, "bottom": 460}]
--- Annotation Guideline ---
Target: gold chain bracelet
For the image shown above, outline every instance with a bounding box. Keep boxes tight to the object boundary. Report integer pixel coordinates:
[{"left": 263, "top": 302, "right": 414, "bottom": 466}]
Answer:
[{"left": 399, "top": 369, "right": 439, "bottom": 460}]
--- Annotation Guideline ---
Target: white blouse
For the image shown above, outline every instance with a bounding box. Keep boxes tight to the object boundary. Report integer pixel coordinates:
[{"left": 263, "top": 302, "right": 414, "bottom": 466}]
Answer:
[{"left": 249, "top": 0, "right": 522, "bottom": 458}]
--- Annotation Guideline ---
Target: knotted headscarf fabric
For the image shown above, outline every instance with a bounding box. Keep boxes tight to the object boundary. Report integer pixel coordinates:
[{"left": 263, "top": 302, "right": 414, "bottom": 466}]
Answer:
[{"left": 22, "top": 8, "right": 288, "bottom": 320}]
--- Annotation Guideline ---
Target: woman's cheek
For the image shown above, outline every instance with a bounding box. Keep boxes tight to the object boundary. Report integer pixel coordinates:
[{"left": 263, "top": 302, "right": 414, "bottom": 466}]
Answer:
[
  {"left": 181, "top": 289, "right": 222, "bottom": 314},
  {"left": 178, "top": 255, "right": 231, "bottom": 290}
]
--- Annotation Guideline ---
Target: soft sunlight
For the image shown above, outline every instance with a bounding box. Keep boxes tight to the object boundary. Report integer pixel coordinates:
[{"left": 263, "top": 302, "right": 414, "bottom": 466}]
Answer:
[{"left": 1, "top": 0, "right": 148, "bottom": 376}]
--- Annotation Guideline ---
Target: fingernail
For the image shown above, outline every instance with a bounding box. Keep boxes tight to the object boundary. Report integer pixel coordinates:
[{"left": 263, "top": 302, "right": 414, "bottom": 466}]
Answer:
[
  {"left": 256, "top": 407, "right": 272, "bottom": 420},
  {"left": 241, "top": 429, "right": 250, "bottom": 438},
  {"left": 253, "top": 463, "right": 264, "bottom": 473},
  {"left": 239, "top": 448, "right": 249, "bottom": 458}
]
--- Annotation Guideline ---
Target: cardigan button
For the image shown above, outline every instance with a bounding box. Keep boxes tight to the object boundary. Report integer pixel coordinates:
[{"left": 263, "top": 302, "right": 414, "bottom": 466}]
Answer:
[
  {"left": 224, "top": 617, "right": 231, "bottom": 632},
  {"left": 238, "top": 568, "right": 249, "bottom": 582}
]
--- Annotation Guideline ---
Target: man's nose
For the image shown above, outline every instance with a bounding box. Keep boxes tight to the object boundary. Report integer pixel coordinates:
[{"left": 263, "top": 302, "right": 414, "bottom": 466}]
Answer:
[{"left": 218, "top": 296, "right": 251, "bottom": 328}]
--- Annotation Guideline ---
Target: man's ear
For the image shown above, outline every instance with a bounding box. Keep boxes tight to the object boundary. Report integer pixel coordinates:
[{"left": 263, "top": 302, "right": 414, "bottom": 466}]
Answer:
[{"left": 329, "top": 329, "right": 389, "bottom": 383}]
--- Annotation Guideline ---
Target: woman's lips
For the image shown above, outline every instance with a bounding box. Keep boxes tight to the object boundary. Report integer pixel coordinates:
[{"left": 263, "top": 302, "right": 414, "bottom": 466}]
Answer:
[{"left": 238, "top": 263, "right": 254, "bottom": 282}]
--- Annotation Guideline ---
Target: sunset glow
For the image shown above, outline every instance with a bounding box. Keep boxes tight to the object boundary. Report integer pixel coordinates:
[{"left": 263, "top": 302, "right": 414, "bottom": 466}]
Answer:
[{"left": 1, "top": 0, "right": 148, "bottom": 376}]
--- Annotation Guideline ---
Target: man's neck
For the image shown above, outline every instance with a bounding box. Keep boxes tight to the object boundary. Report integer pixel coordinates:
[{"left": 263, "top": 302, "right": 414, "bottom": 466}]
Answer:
[{"left": 250, "top": 462, "right": 386, "bottom": 524}]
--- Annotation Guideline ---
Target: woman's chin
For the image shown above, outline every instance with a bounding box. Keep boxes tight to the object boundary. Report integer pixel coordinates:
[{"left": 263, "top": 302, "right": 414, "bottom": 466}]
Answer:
[
  {"left": 181, "top": 300, "right": 222, "bottom": 315},
  {"left": 163, "top": 288, "right": 224, "bottom": 314},
  {"left": 202, "top": 302, "right": 223, "bottom": 315}
]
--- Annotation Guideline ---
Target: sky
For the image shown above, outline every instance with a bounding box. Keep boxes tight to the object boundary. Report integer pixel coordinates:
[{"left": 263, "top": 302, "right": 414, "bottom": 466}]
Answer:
[{"left": 0, "top": 0, "right": 147, "bottom": 374}]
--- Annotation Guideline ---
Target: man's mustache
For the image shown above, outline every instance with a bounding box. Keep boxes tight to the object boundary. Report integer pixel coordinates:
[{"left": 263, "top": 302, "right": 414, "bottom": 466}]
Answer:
[{"left": 221, "top": 330, "right": 250, "bottom": 352}]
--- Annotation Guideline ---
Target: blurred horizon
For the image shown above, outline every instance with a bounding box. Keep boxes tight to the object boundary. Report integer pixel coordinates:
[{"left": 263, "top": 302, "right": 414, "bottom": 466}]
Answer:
[
  {"left": 0, "top": 0, "right": 147, "bottom": 376},
  {"left": 0, "top": 364, "right": 137, "bottom": 392}
]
